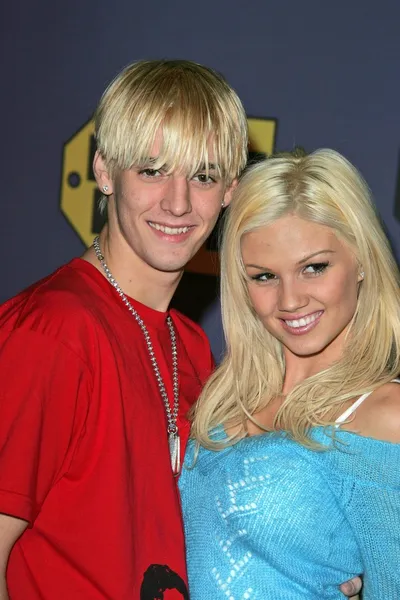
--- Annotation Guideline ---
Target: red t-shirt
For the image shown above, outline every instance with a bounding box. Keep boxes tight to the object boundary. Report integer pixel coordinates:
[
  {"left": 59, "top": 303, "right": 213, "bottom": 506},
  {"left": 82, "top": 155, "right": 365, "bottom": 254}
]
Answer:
[{"left": 0, "top": 259, "right": 213, "bottom": 599}]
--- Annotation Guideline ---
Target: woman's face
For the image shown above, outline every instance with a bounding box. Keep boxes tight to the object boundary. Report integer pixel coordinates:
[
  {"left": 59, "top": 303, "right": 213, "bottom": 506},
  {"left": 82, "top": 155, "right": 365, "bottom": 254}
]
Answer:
[{"left": 241, "top": 214, "right": 363, "bottom": 364}]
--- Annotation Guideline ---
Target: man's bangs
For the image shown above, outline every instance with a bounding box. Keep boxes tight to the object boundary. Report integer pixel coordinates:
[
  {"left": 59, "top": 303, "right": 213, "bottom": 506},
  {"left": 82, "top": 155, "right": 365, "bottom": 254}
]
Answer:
[
  {"left": 155, "top": 122, "right": 225, "bottom": 179},
  {"left": 121, "top": 114, "right": 234, "bottom": 180},
  {"left": 97, "top": 64, "right": 248, "bottom": 181}
]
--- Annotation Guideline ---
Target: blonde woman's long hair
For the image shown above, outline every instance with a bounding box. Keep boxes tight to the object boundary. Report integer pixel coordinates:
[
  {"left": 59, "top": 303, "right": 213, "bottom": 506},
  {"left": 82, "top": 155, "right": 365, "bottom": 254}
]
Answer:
[{"left": 191, "top": 148, "right": 400, "bottom": 448}]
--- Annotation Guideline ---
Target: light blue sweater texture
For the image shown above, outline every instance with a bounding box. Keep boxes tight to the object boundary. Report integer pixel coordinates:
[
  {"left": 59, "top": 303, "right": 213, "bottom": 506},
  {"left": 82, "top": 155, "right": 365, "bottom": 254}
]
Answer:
[{"left": 179, "top": 428, "right": 400, "bottom": 599}]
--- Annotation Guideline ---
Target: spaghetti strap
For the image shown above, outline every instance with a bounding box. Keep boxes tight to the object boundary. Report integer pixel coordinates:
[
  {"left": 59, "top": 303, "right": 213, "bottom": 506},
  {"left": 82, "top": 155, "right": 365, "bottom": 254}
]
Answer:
[
  {"left": 335, "top": 378, "right": 400, "bottom": 425},
  {"left": 335, "top": 392, "right": 372, "bottom": 424}
]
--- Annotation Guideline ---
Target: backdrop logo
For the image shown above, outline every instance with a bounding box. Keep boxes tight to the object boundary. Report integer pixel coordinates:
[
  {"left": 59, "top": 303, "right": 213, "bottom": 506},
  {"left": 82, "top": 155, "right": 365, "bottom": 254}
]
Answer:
[{"left": 60, "top": 116, "right": 277, "bottom": 274}]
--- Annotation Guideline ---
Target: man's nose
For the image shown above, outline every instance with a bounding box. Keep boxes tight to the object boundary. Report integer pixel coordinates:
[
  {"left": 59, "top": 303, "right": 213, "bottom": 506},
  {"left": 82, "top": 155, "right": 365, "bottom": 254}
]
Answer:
[{"left": 160, "top": 176, "right": 192, "bottom": 216}]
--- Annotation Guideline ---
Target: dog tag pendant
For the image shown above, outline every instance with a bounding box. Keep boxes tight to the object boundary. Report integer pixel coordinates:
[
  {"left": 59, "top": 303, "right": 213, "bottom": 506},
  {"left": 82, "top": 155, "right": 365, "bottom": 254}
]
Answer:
[{"left": 169, "top": 431, "right": 181, "bottom": 476}]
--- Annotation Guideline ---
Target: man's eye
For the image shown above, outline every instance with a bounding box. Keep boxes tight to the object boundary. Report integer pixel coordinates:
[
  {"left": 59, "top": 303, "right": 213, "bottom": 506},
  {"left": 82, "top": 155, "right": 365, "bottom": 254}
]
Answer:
[
  {"left": 303, "top": 262, "right": 329, "bottom": 275},
  {"left": 193, "top": 173, "right": 216, "bottom": 184},
  {"left": 139, "top": 168, "right": 161, "bottom": 177}
]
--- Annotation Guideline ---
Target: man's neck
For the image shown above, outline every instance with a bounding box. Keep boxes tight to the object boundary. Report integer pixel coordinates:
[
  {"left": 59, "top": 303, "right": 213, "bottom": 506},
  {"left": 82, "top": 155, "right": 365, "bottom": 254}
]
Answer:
[{"left": 82, "top": 230, "right": 183, "bottom": 312}]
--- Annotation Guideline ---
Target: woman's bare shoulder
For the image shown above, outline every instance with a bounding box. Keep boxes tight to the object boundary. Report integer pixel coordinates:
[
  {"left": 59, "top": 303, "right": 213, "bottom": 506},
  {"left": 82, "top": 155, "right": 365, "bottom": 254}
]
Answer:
[{"left": 354, "top": 381, "right": 400, "bottom": 443}]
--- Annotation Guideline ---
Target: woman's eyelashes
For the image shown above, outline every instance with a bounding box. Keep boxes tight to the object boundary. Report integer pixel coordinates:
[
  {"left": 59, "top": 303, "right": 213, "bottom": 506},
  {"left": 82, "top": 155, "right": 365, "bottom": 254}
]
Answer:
[
  {"left": 248, "top": 262, "right": 331, "bottom": 283},
  {"left": 250, "top": 272, "right": 277, "bottom": 283},
  {"left": 303, "top": 262, "right": 330, "bottom": 276}
]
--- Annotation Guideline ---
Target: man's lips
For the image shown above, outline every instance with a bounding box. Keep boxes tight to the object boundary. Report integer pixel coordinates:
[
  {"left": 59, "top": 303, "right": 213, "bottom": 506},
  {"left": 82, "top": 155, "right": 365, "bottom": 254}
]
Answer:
[
  {"left": 280, "top": 310, "right": 324, "bottom": 335},
  {"left": 148, "top": 221, "right": 195, "bottom": 236}
]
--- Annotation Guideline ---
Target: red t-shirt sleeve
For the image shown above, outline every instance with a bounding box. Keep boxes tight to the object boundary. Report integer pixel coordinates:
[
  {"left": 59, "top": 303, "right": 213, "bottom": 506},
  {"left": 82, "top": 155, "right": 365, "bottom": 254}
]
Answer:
[{"left": 0, "top": 328, "right": 90, "bottom": 525}]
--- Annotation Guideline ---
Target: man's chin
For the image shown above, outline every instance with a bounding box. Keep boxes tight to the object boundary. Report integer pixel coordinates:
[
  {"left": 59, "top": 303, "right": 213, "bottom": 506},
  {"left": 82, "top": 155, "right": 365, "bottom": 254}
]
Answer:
[
  {"left": 150, "top": 249, "right": 202, "bottom": 274},
  {"left": 150, "top": 259, "right": 190, "bottom": 275}
]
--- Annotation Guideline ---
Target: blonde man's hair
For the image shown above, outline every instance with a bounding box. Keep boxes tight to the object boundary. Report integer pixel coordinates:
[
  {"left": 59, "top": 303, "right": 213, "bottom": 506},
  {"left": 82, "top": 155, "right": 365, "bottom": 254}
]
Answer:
[
  {"left": 95, "top": 59, "right": 248, "bottom": 212},
  {"left": 191, "top": 148, "right": 400, "bottom": 449}
]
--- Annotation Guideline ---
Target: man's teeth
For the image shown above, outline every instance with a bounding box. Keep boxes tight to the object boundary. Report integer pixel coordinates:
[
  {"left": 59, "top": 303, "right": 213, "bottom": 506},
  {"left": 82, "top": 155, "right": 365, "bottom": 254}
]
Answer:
[
  {"left": 149, "top": 222, "right": 190, "bottom": 235},
  {"left": 285, "top": 312, "right": 321, "bottom": 328}
]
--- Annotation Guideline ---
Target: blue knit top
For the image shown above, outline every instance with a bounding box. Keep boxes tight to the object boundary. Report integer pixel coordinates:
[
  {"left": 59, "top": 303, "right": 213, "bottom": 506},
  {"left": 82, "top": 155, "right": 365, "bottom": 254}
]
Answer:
[{"left": 179, "top": 427, "right": 400, "bottom": 599}]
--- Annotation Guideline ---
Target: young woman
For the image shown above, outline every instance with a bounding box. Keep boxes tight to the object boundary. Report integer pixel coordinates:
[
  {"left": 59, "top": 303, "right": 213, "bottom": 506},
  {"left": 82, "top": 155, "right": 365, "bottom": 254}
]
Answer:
[{"left": 179, "top": 149, "right": 400, "bottom": 599}]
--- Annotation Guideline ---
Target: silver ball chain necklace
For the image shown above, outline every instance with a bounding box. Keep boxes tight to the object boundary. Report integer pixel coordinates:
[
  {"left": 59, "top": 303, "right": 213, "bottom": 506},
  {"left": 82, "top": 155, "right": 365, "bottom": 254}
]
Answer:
[{"left": 93, "top": 235, "right": 181, "bottom": 476}]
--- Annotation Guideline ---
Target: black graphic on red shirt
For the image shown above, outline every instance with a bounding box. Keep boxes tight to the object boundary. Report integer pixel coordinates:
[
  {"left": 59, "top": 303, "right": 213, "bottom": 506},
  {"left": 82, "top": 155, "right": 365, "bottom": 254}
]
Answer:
[{"left": 140, "top": 564, "right": 189, "bottom": 599}]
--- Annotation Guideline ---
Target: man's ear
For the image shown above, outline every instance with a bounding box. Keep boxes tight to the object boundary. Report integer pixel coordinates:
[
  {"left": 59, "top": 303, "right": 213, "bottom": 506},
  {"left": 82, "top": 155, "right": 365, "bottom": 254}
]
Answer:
[
  {"left": 222, "top": 178, "right": 238, "bottom": 208},
  {"left": 93, "top": 151, "right": 113, "bottom": 195}
]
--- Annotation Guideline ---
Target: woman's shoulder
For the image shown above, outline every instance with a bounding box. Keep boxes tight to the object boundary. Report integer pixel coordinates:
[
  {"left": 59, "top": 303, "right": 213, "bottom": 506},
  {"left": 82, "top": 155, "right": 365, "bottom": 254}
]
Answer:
[
  {"left": 313, "top": 381, "right": 400, "bottom": 489},
  {"left": 346, "top": 380, "right": 400, "bottom": 443}
]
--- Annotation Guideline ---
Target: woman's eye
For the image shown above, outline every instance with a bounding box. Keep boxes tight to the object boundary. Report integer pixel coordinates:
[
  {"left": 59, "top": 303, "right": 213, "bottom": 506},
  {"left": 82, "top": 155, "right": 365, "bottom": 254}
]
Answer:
[
  {"left": 251, "top": 272, "right": 276, "bottom": 282},
  {"left": 303, "top": 262, "right": 329, "bottom": 275}
]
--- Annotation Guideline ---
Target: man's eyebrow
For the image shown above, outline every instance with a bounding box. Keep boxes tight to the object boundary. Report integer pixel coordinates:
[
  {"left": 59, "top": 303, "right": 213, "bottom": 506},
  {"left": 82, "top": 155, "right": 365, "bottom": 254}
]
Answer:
[{"left": 297, "top": 250, "right": 336, "bottom": 264}]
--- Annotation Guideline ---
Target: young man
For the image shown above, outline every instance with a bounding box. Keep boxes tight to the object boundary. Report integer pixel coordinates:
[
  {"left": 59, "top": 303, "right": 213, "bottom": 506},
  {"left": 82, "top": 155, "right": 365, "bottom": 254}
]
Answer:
[
  {"left": 0, "top": 60, "right": 361, "bottom": 599},
  {"left": 0, "top": 59, "right": 246, "bottom": 599}
]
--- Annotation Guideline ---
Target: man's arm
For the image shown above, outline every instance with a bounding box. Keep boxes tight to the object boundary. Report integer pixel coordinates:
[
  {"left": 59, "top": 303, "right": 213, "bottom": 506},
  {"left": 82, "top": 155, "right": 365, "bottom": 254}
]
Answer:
[{"left": 0, "top": 514, "right": 27, "bottom": 599}]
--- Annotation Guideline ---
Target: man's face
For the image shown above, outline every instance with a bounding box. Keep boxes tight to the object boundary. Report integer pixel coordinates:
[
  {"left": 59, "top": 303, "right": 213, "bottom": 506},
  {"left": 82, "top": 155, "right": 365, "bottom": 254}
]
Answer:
[{"left": 94, "top": 133, "right": 236, "bottom": 276}]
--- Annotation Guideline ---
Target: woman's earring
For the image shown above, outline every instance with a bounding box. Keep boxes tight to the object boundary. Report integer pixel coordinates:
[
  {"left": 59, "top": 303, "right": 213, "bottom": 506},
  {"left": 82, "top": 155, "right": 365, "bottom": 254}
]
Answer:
[
  {"left": 359, "top": 271, "right": 365, "bottom": 279},
  {"left": 102, "top": 185, "right": 109, "bottom": 194}
]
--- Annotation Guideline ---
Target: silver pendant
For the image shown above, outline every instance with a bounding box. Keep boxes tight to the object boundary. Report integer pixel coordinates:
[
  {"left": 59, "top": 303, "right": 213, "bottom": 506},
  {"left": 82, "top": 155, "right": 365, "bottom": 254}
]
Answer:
[{"left": 169, "top": 432, "right": 181, "bottom": 477}]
